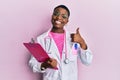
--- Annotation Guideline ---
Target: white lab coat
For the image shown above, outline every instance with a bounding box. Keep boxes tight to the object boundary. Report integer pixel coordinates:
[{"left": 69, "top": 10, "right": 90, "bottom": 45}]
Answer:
[{"left": 29, "top": 29, "right": 93, "bottom": 80}]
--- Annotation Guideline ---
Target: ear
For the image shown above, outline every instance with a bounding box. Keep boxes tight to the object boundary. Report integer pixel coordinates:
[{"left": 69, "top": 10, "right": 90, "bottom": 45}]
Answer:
[{"left": 51, "top": 15, "right": 54, "bottom": 23}]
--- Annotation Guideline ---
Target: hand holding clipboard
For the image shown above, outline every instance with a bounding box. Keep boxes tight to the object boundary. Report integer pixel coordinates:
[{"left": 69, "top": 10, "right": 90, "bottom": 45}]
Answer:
[{"left": 23, "top": 38, "right": 58, "bottom": 70}]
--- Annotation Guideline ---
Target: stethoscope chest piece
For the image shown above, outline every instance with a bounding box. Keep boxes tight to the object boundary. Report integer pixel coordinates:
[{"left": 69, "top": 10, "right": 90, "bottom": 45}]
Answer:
[{"left": 64, "top": 58, "right": 69, "bottom": 64}]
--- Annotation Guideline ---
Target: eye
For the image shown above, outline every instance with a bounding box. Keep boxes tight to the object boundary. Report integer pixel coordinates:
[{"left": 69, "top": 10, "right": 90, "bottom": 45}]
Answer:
[
  {"left": 62, "top": 15, "right": 68, "bottom": 19},
  {"left": 53, "top": 12, "right": 60, "bottom": 16}
]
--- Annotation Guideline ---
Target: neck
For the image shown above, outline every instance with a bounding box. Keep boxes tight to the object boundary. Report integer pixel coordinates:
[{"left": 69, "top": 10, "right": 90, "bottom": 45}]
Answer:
[{"left": 51, "top": 27, "right": 64, "bottom": 33}]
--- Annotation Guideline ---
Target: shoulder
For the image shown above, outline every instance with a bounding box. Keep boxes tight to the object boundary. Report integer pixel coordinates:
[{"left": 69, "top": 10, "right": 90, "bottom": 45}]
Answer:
[
  {"left": 37, "top": 32, "right": 47, "bottom": 39},
  {"left": 37, "top": 31, "right": 48, "bottom": 45},
  {"left": 65, "top": 30, "right": 71, "bottom": 38},
  {"left": 37, "top": 28, "right": 51, "bottom": 40}
]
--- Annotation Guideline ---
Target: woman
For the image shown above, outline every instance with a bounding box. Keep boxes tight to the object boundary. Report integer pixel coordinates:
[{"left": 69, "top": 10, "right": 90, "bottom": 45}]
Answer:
[{"left": 29, "top": 5, "right": 93, "bottom": 80}]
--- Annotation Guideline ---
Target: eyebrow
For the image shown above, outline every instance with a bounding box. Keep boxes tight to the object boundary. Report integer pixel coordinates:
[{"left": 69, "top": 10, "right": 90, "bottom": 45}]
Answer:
[{"left": 54, "top": 11, "right": 68, "bottom": 16}]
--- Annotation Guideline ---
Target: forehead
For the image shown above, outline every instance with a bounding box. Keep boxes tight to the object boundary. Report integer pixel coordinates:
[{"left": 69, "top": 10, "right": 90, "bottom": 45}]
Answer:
[{"left": 54, "top": 7, "right": 68, "bottom": 15}]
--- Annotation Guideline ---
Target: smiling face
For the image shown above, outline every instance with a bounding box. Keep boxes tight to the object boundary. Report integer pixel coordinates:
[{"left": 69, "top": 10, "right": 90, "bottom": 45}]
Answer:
[{"left": 51, "top": 7, "right": 69, "bottom": 31}]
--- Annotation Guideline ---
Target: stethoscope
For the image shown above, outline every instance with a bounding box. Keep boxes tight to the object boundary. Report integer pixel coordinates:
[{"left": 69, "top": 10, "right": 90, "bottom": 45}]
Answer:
[
  {"left": 63, "top": 33, "right": 69, "bottom": 64},
  {"left": 44, "top": 31, "right": 71, "bottom": 64},
  {"left": 44, "top": 31, "right": 78, "bottom": 64},
  {"left": 64, "top": 42, "right": 78, "bottom": 64}
]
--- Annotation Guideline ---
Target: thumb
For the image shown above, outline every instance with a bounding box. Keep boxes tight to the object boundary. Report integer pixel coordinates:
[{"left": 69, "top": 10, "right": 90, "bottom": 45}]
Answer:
[{"left": 76, "top": 28, "right": 79, "bottom": 34}]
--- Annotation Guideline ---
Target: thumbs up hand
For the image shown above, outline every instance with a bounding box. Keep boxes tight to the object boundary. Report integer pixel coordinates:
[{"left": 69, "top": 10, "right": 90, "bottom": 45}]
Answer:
[{"left": 71, "top": 28, "right": 87, "bottom": 50}]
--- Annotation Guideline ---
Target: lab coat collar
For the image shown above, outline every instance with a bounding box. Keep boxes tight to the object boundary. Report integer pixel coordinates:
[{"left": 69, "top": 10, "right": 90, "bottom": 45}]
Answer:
[
  {"left": 43, "top": 27, "right": 72, "bottom": 60},
  {"left": 44, "top": 27, "right": 69, "bottom": 37}
]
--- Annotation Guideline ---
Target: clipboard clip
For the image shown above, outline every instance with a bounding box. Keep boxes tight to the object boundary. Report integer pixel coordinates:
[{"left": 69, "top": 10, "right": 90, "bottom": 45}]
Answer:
[{"left": 29, "top": 38, "right": 35, "bottom": 43}]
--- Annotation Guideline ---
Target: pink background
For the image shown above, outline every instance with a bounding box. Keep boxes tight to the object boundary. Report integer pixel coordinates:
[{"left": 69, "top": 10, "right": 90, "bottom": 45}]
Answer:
[{"left": 0, "top": 0, "right": 120, "bottom": 80}]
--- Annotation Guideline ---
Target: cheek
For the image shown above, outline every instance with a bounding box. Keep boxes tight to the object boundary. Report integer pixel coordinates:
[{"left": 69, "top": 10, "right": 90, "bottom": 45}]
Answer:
[
  {"left": 52, "top": 16, "right": 56, "bottom": 19},
  {"left": 51, "top": 17, "right": 55, "bottom": 23},
  {"left": 63, "top": 20, "right": 68, "bottom": 24},
  {"left": 51, "top": 16, "right": 56, "bottom": 21}
]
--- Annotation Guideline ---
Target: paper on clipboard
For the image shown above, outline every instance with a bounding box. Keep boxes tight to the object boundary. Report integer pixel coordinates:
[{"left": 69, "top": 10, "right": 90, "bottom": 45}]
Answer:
[{"left": 23, "top": 43, "right": 50, "bottom": 62}]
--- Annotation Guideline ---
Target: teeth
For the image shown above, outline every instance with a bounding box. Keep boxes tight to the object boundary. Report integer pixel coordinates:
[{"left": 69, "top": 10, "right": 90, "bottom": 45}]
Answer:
[{"left": 55, "top": 21, "right": 61, "bottom": 24}]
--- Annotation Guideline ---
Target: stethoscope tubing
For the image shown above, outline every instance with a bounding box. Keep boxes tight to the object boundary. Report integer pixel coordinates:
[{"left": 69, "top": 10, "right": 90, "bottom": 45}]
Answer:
[{"left": 44, "top": 31, "right": 70, "bottom": 64}]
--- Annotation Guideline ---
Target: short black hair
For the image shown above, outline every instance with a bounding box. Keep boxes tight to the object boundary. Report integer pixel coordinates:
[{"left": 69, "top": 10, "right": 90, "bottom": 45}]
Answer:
[{"left": 53, "top": 5, "right": 70, "bottom": 17}]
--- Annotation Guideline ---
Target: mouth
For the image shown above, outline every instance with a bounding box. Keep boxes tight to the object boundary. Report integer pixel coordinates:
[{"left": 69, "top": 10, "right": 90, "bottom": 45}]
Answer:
[{"left": 54, "top": 20, "right": 62, "bottom": 25}]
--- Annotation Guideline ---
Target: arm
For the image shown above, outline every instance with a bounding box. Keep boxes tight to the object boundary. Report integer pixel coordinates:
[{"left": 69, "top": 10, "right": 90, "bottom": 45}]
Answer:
[
  {"left": 78, "top": 46, "right": 93, "bottom": 65},
  {"left": 28, "top": 38, "right": 46, "bottom": 73},
  {"left": 29, "top": 56, "right": 57, "bottom": 72},
  {"left": 29, "top": 56, "right": 46, "bottom": 73},
  {"left": 71, "top": 28, "right": 93, "bottom": 65}
]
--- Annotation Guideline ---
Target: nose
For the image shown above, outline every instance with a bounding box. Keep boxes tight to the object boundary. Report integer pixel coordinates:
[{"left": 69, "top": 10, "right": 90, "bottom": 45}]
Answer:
[{"left": 56, "top": 15, "right": 62, "bottom": 20}]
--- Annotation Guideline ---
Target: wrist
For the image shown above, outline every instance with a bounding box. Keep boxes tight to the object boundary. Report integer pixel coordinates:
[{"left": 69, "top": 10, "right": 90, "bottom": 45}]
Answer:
[
  {"left": 41, "top": 66, "right": 46, "bottom": 70},
  {"left": 78, "top": 41, "right": 87, "bottom": 50},
  {"left": 41, "top": 62, "right": 47, "bottom": 70}
]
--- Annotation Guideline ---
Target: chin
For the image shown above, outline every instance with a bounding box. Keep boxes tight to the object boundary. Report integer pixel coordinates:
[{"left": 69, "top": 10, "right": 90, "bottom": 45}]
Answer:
[{"left": 53, "top": 25, "right": 62, "bottom": 29}]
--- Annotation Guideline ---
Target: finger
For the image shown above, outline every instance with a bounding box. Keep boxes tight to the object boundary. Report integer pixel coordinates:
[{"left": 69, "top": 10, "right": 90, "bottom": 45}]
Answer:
[
  {"left": 71, "top": 37, "right": 74, "bottom": 42},
  {"left": 51, "top": 59, "right": 57, "bottom": 68},
  {"left": 71, "top": 33, "right": 75, "bottom": 38},
  {"left": 76, "top": 28, "right": 82, "bottom": 37},
  {"left": 47, "top": 60, "right": 51, "bottom": 64},
  {"left": 76, "top": 28, "right": 79, "bottom": 34}
]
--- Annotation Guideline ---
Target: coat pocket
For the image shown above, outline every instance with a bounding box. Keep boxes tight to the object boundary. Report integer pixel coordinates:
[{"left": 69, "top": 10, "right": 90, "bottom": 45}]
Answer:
[{"left": 69, "top": 55, "right": 77, "bottom": 62}]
